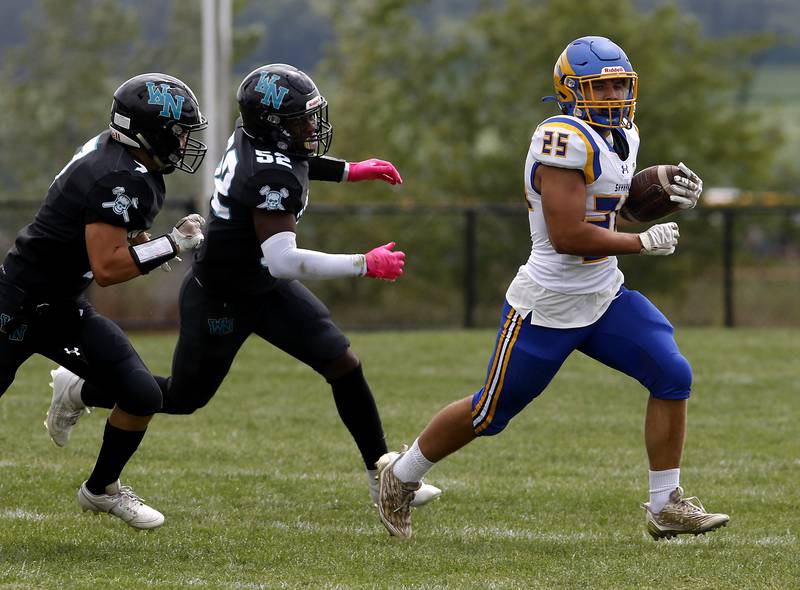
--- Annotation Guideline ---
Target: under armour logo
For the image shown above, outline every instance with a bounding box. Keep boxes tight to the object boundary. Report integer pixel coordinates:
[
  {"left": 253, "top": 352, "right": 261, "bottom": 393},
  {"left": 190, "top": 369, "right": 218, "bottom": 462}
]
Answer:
[
  {"left": 621, "top": 164, "right": 629, "bottom": 175},
  {"left": 64, "top": 347, "right": 80, "bottom": 356}
]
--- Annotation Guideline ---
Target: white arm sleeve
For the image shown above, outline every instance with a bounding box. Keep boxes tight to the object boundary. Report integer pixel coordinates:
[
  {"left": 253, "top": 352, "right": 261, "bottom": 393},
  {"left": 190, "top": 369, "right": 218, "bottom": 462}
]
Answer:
[{"left": 261, "top": 231, "right": 366, "bottom": 280}]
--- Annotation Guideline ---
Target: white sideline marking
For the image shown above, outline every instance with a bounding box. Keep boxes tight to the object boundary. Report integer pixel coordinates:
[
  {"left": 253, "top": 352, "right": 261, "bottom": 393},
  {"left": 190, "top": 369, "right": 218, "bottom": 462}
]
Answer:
[
  {"left": 755, "top": 534, "right": 797, "bottom": 546},
  {"left": 0, "top": 508, "right": 46, "bottom": 521},
  {"left": 260, "top": 518, "right": 797, "bottom": 547}
]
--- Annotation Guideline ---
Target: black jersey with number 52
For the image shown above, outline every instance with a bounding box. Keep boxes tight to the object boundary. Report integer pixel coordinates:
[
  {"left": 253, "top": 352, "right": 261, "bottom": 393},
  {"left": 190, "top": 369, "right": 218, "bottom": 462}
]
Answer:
[{"left": 193, "top": 121, "right": 310, "bottom": 297}]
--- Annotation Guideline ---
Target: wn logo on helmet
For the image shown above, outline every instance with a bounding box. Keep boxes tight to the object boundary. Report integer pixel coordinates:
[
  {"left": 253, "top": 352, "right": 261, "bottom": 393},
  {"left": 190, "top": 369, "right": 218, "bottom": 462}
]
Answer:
[
  {"left": 255, "top": 73, "right": 289, "bottom": 108},
  {"left": 146, "top": 82, "right": 185, "bottom": 120}
]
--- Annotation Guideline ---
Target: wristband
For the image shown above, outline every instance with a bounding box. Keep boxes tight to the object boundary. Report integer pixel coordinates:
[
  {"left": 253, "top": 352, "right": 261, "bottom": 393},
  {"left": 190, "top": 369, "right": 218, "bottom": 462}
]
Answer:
[{"left": 129, "top": 234, "right": 178, "bottom": 274}]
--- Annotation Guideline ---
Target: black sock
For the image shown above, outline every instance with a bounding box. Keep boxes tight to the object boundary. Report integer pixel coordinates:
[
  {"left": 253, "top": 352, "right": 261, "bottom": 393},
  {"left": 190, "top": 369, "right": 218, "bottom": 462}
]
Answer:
[
  {"left": 85, "top": 421, "right": 146, "bottom": 495},
  {"left": 327, "top": 364, "right": 388, "bottom": 469}
]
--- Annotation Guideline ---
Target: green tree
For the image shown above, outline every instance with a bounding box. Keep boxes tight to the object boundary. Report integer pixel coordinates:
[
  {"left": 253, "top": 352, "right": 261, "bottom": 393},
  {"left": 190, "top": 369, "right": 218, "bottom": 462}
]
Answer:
[
  {"left": 0, "top": 0, "right": 263, "bottom": 203},
  {"left": 0, "top": 0, "right": 140, "bottom": 201},
  {"left": 315, "top": 0, "right": 781, "bottom": 204},
  {"left": 131, "top": 0, "right": 264, "bottom": 203}
]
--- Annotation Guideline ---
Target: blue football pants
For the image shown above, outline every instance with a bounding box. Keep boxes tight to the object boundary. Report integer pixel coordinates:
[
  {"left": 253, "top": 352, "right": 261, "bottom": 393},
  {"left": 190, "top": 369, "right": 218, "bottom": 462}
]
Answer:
[{"left": 471, "top": 286, "right": 692, "bottom": 436}]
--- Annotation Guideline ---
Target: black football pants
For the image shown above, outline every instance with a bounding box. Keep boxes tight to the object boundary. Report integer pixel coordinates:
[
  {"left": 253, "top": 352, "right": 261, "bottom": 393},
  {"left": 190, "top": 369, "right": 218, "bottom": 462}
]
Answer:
[
  {"left": 0, "top": 279, "right": 161, "bottom": 416},
  {"left": 157, "top": 269, "right": 350, "bottom": 414}
]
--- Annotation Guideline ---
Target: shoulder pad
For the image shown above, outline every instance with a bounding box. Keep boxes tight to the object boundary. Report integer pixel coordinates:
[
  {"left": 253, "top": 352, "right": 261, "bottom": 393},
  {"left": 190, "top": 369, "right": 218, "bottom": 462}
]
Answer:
[
  {"left": 240, "top": 167, "right": 305, "bottom": 214},
  {"left": 85, "top": 172, "right": 152, "bottom": 229},
  {"left": 532, "top": 116, "right": 601, "bottom": 184}
]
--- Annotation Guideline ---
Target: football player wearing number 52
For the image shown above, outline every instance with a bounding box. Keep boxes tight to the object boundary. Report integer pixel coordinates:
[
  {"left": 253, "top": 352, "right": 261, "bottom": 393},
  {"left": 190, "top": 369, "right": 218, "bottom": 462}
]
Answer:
[
  {"left": 377, "top": 37, "right": 728, "bottom": 540},
  {"left": 46, "top": 64, "right": 442, "bottom": 511},
  {"left": 1, "top": 73, "right": 208, "bottom": 529}
]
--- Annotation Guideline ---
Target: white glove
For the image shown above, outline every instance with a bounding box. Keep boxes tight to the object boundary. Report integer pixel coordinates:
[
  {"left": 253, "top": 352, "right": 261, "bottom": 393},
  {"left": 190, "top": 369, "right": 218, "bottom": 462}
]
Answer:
[
  {"left": 170, "top": 213, "right": 205, "bottom": 252},
  {"left": 639, "top": 222, "right": 679, "bottom": 256},
  {"left": 667, "top": 162, "right": 703, "bottom": 209}
]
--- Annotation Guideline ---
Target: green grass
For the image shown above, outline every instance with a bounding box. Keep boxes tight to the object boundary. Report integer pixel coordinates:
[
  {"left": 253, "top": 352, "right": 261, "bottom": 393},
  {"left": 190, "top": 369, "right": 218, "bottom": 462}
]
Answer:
[{"left": 1, "top": 328, "right": 798, "bottom": 589}]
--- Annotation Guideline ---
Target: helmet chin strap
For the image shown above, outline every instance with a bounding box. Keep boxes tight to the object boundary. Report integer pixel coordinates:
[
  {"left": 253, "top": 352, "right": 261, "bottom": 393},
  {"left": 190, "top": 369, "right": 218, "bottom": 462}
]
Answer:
[{"left": 135, "top": 133, "right": 171, "bottom": 171}]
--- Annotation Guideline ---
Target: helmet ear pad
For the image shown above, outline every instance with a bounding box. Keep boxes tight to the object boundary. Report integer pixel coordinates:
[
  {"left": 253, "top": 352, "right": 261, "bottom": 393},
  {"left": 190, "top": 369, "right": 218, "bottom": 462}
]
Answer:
[{"left": 255, "top": 111, "right": 291, "bottom": 150}]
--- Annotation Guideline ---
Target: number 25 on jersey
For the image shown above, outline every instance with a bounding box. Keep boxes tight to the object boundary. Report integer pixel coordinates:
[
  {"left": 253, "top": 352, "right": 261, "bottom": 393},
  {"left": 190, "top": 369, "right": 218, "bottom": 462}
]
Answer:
[{"left": 541, "top": 130, "right": 569, "bottom": 158}]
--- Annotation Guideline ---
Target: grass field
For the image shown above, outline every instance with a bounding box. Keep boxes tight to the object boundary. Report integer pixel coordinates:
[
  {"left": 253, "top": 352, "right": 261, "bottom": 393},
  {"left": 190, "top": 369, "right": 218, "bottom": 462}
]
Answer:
[{"left": 0, "top": 328, "right": 798, "bottom": 589}]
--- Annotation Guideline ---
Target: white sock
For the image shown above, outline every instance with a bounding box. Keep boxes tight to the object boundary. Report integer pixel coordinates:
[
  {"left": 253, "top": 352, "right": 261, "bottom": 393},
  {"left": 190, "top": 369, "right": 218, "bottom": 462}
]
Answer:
[
  {"left": 393, "top": 438, "right": 435, "bottom": 483},
  {"left": 649, "top": 468, "right": 680, "bottom": 513}
]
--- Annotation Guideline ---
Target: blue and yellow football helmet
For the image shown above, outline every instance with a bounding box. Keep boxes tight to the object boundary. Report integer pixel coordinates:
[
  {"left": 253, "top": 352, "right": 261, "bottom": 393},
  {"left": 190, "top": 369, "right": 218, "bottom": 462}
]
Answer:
[{"left": 550, "top": 36, "right": 638, "bottom": 129}]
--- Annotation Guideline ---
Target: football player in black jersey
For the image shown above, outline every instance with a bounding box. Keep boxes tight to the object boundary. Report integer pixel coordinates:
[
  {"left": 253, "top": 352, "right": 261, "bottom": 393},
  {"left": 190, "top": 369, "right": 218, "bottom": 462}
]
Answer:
[
  {"left": 0, "top": 73, "right": 208, "bottom": 529},
  {"left": 47, "top": 63, "right": 442, "bottom": 508}
]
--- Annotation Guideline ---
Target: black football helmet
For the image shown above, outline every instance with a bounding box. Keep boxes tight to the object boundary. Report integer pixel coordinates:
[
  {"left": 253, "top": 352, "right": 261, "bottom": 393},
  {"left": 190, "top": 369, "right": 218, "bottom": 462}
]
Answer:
[
  {"left": 236, "top": 64, "right": 333, "bottom": 157},
  {"left": 109, "top": 73, "right": 208, "bottom": 174}
]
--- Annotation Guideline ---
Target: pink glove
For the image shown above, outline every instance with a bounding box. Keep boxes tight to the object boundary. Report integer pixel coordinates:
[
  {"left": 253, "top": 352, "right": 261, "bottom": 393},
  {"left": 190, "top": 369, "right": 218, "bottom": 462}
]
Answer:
[
  {"left": 347, "top": 159, "right": 403, "bottom": 185},
  {"left": 364, "top": 242, "right": 405, "bottom": 280}
]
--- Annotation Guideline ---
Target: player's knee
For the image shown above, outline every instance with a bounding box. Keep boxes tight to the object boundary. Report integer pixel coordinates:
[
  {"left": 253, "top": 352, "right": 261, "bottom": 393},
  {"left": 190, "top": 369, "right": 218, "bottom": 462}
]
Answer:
[
  {"left": 471, "top": 390, "right": 513, "bottom": 436},
  {"left": 166, "top": 399, "right": 204, "bottom": 415},
  {"left": 320, "top": 348, "right": 360, "bottom": 381},
  {"left": 159, "top": 374, "right": 220, "bottom": 415},
  {"left": 473, "top": 419, "right": 509, "bottom": 437},
  {"left": 652, "top": 353, "right": 693, "bottom": 400},
  {"left": 116, "top": 368, "right": 163, "bottom": 415},
  {"left": 160, "top": 385, "right": 204, "bottom": 415}
]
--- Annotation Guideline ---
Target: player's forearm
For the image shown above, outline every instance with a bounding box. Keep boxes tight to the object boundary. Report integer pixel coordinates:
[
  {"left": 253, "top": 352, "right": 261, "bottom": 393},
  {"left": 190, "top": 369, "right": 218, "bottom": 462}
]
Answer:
[
  {"left": 86, "top": 222, "right": 151, "bottom": 286},
  {"left": 308, "top": 156, "right": 347, "bottom": 182},
  {"left": 90, "top": 246, "right": 143, "bottom": 286},
  {"left": 261, "top": 231, "right": 365, "bottom": 280},
  {"left": 549, "top": 223, "right": 642, "bottom": 256}
]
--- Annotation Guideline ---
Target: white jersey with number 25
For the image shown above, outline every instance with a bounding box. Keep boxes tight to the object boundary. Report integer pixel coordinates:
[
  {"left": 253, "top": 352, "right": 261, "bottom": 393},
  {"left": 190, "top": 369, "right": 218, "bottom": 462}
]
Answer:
[{"left": 523, "top": 114, "right": 640, "bottom": 294}]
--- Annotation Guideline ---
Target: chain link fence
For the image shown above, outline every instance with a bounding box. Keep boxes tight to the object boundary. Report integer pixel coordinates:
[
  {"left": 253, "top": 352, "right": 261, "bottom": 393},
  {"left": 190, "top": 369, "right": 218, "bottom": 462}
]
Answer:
[{"left": 2, "top": 200, "right": 798, "bottom": 329}]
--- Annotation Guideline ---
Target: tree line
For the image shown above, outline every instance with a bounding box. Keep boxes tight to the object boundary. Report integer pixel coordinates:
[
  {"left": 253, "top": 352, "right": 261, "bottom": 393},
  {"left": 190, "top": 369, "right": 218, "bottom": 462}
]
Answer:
[{"left": 0, "top": 0, "right": 791, "bottom": 205}]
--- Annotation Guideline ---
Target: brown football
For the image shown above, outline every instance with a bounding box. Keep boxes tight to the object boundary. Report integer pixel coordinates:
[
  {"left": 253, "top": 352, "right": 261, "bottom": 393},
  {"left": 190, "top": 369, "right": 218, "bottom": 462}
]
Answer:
[{"left": 621, "top": 164, "right": 681, "bottom": 222}]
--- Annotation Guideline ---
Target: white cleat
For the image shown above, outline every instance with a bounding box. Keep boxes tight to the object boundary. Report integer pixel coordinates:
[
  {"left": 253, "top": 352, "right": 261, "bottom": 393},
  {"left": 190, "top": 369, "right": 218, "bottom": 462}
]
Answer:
[
  {"left": 369, "top": 453, "right": 442, "bottom": 508},
  {"left": 411, "top": 481, "right": 442, "bottom": 507},
  {"left": 44, "top": 367, "right": 91, "bottom": 447},
  {"left": 77, "top": 480, "right": 164, "bottom": 530}
]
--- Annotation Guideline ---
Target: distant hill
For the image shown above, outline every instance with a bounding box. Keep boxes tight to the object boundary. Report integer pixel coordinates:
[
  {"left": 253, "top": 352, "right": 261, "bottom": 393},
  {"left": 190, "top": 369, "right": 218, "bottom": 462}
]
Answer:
[
  {"left": 639, "top": 0, "right": 800, "bottom": 62},
  {"left": 0, "top": 0, "right": 33, "bottom": 45}
]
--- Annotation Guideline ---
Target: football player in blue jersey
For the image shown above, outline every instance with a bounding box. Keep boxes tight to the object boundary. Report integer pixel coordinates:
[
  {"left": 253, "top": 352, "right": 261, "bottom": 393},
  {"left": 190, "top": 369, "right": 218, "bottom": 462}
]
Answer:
[
  {"left": 45, "top": 64, "right": 441, "bottom": 510},
  {"left": 1, "top": 73, "right": 208, "bottom": 529},
  {"left": 376, "top": 37, "right": 729, "bottom": 540}
]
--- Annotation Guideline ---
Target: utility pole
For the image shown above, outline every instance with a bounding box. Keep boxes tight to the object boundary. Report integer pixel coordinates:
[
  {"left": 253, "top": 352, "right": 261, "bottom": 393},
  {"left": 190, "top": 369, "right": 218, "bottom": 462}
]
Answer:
[{"left": 200, "top": 0, "right": 232, "bottom": 215}]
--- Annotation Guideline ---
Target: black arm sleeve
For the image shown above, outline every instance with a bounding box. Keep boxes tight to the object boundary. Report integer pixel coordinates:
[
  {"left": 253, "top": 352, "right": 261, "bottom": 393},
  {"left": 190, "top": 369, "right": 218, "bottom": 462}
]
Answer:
[{"left": 308, "top": 156, "right": 346, "bottom": 183}]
